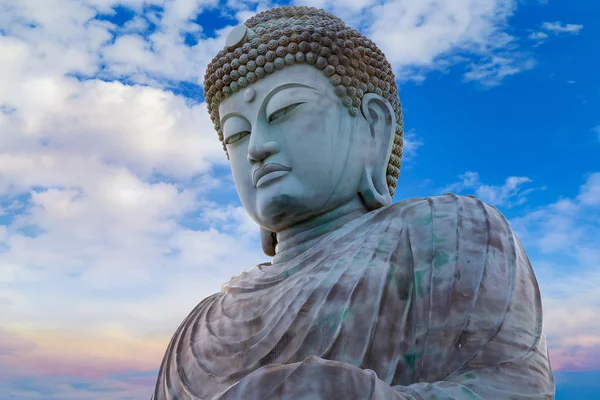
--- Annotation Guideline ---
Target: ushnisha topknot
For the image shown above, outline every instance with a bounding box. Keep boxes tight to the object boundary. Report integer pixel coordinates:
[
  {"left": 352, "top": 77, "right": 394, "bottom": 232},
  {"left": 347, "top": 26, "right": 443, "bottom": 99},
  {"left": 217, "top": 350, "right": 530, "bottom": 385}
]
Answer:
[{"left": 204, "top": 5, "right": 403, "bottom": 196}]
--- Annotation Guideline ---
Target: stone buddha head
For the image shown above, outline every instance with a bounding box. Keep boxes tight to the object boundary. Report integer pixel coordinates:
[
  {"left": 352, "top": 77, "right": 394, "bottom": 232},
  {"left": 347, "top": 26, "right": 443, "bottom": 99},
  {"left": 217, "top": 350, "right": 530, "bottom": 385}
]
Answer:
[{"left": 203, "top": 6, "right": 404, "bottom": 255}]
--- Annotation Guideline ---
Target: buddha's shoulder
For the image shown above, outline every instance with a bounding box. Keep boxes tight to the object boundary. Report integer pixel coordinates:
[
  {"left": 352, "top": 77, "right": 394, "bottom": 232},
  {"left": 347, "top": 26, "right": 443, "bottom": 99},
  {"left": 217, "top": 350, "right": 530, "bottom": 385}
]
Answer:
[
  {"left": 384, "top": 193, "right": 510, "bottom": 232},
  {"left": 387, "top": 192, "right": 500, "bottom": 214}
]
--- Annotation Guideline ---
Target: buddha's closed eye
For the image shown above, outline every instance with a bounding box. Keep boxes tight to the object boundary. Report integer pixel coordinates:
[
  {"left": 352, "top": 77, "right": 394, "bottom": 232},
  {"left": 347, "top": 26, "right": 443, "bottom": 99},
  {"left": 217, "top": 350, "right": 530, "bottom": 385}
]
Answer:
[
  {"left": 225, "top": 130, "right": 250, "bottom": 145},
  {"left": 268, "top": 102, "right": 305, "bottom": 124}
]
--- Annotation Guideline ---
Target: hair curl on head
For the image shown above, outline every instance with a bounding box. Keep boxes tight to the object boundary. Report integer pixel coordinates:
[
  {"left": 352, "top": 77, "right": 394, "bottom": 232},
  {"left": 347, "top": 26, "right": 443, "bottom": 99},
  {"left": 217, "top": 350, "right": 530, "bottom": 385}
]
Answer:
[{"left": 204, "top": 5, "right": 404, "bottom": 197}]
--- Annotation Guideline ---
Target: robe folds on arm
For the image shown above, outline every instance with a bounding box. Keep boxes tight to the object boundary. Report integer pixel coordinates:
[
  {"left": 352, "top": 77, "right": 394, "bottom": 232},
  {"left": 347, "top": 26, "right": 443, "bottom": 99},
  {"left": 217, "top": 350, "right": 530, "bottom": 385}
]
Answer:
[{"left": 153, "top": 194, "right": 555, "bottom": 399}]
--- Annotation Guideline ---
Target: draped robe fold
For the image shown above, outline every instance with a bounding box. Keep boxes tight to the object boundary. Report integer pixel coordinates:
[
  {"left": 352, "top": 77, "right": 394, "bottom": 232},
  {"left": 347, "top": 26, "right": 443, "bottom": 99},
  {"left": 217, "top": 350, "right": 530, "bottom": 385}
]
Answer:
[{"left": 153, "top": 194, "right": 555, "bottom": 399}]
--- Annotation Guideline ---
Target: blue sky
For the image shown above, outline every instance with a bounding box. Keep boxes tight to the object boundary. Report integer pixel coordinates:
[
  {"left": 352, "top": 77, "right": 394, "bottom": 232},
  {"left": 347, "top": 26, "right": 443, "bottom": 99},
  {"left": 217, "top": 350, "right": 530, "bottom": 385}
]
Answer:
[{"left": 0, "top": 0, "right": 599, "bottom": 399}]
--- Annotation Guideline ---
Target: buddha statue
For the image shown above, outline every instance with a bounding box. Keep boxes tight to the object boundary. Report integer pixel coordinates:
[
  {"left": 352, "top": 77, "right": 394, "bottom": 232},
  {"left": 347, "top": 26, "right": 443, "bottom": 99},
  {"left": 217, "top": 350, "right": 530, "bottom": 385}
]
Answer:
[{"left": 153, "top": 6, "right": 554, "bottom": 399}]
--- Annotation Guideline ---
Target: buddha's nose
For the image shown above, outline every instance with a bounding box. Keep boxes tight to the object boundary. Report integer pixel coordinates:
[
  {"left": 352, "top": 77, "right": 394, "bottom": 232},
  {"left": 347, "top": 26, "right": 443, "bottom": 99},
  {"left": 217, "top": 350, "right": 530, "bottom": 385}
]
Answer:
[{"left": 247, "top": 140, "right": 280, "bottom": 164}]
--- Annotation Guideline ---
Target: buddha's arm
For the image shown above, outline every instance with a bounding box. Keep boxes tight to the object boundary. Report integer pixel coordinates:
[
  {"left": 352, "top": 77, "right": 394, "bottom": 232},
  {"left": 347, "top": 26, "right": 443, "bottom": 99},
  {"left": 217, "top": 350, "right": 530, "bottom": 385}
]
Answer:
[
  {"left": 215, "top": 344, "right": 553, "bottom": 400},
  {"left": 212, "top": 355, "right": 405, "bottom": 399},
  {"left": 385, "top": 204, "right": 554, "bottom": 399},
  {"left": 390, "top": 337, "right": 554, "bottom": 397},
  {"left": 375, "top": 197, "right": 554, "bottom": 399},
  {"left": 390, "top": 336, "right": 554, "bottom": 399}
]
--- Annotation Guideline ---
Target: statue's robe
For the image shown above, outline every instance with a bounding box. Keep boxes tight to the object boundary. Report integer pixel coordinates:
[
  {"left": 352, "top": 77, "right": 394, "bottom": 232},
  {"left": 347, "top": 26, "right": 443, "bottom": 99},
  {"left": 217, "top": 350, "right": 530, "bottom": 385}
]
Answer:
[{"left": 153, "top": 194, "right": 555, "bottom": 399}]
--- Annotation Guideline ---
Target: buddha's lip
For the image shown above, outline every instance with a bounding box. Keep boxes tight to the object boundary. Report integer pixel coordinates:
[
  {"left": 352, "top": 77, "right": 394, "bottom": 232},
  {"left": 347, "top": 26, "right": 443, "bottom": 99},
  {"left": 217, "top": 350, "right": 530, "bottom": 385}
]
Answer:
[{"left": 253, "top": 163, "right": 292, "bottom": 187}]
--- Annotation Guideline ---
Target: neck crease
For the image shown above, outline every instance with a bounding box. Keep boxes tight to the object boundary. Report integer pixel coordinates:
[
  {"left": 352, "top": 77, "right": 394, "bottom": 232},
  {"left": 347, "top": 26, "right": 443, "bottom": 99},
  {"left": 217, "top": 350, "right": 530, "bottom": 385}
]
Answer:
[{"left": 273, "top": 196, "right": 369, "bottom": 264}]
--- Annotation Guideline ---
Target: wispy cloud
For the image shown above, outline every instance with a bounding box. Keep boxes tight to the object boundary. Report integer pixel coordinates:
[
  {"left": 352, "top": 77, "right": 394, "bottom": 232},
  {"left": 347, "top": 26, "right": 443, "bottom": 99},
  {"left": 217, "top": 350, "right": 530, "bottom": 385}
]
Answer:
[
  {"left": 441, "top": 171, "right": 540, "bottom": 207},
  {"left": 528, "top": 31, "right": 549, "bottom": 41},
  {"left": 542, "top": 21, "right": 584, "bottom": 35},
  {"left": 578, "top": 173, "right": 600, "bottom": 206},
  {"left": 401, "top": 129, "right": 424, "bottom": 162},
  {"left": 593, "top": 125, "right": 600, "bottom": 142},
  {"left": 464, "top": 52, "right": 536, "bottom": 87},
  {"left": 529, "top": 20, "right": 584, "bottom": 45}
]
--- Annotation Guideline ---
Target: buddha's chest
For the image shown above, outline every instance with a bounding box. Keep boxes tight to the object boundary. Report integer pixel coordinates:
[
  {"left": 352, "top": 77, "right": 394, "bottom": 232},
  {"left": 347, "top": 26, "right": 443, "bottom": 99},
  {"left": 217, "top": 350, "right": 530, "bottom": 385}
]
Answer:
[{"left": 208, "top": 255, "right": 416, "bottom": 386}]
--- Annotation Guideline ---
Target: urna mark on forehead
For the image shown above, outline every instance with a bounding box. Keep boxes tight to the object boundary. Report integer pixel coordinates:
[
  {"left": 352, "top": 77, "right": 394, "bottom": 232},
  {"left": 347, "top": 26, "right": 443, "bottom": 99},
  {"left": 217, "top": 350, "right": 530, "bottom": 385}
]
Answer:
[
  {"left": 244, "top": 88, "right": 256, "bottom": 103},
  {"left": 218, "top": 87, "right": 256, "bottom": 123}
]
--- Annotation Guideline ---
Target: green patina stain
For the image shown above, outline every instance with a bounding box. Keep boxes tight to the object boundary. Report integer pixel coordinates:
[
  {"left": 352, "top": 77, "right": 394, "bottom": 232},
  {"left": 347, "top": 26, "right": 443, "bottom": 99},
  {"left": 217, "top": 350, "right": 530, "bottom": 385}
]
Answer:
[
  {"left": 404, "top": 353, "right": 417, "bottom": 369},
  {"left": 413, "top": 214, "right": 433, "bottom": 227},
  {"left": 433, "top": 249, "right": 450, "bottom": 269},
  {"left": 340, "top": 306, "right": 357, "bottom": 322},
  {"left": 414, "top": 270, "right": 425, "bottom": 297},
  {"left": 463, "top": 372, "right": 477, "bottom": 381},
  {"left": 460, "top": 386, "right": 479, "bottom": 398},
  {"left": 388, "top": 277, "right": 400, "bottom": 296},
  {"left": 317, "top": 312, "right": 337, "bottom": 328},
  {"left": 433, "top": 233, "right": 447, "bottom": 244}
]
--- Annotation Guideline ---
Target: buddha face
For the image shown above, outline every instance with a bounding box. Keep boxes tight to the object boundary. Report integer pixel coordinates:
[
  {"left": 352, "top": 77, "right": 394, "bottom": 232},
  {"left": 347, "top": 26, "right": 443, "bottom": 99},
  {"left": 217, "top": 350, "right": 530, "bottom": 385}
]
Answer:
[{"left": 219, "top": 64, "right": 373, "bottom": 232}]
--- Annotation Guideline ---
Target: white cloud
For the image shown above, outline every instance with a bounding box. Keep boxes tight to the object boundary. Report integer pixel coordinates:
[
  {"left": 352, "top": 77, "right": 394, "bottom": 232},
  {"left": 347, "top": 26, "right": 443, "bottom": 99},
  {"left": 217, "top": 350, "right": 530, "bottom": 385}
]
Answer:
[
  {"left": 1, "top": 79, "right": 223, "bottom": 189},
  {"left": 529, "top": 20, "right": 584, "bottom": 45},
  {"left": 542, "top": 21, "right": 584, "bottom": 35},
  {"left": 593, "top": 125, "right": 600, "bottom": 142},
  {"left": 441, "top": 171, "right": 538, "bottom": 207},
  {"left": 578, "top": 172, "right": 600, "bottom": 206},
  {"left": 464, "top": 52, "right": 536, "bottom": 86},
  {"left": 401, "top": 129, "right": 424, "bottom": 161},
  {"left": 529, "top": 31, "right": 549, "bottom": 40},
  {"left": 368, "top": 1, "right": 515, "bottom": 64},
  {"left": 120, "top": 15, "right": 149, "bottom": 33},
  {"left": 528, "top": 31, "right": 549, "bottom": 45},
  {"left": 444, "top": 171, "right": 481, "bottom": 192}
]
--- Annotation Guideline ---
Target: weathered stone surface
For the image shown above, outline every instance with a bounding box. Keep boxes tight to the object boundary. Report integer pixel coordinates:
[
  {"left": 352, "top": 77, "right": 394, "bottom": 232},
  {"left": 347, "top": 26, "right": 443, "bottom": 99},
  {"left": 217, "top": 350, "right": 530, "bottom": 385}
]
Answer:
[{"left": 152, "top": 5, "right": 554, "bottom": 400}]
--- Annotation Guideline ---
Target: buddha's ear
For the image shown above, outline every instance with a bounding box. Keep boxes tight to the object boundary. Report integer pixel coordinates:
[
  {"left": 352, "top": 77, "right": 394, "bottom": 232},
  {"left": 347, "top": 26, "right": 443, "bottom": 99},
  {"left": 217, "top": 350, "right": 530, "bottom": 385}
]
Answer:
[
  {"left": 358, "top": 93, "right": 395, "bottom": 210},
  {"left": 260, "top": 227, "right": 277, "bottom": 257}
]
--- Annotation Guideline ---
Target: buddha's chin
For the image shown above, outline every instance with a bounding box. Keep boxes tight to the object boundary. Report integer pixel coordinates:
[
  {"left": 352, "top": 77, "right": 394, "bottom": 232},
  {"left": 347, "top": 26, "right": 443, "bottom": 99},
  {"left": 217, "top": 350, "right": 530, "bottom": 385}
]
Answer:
[{"left": 254, "top": 192, "right": 317, "bottom": 232}]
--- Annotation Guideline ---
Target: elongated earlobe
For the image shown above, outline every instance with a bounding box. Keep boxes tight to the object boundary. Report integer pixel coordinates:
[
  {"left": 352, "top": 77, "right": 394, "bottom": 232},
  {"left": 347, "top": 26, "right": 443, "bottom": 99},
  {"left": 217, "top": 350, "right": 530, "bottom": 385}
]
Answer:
[
  {"left": 358, "top": 93, "right": 395, "bottom": 210},
  {"left": 260, "top": 227, "right": 277, "bottom": 256}
]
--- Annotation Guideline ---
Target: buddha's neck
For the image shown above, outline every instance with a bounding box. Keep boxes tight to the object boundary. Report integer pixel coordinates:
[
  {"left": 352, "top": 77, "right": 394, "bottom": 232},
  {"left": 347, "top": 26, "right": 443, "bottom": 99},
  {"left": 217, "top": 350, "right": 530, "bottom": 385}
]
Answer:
[{"left": 273, "top": 197, "right": 369, "bottom": 263}]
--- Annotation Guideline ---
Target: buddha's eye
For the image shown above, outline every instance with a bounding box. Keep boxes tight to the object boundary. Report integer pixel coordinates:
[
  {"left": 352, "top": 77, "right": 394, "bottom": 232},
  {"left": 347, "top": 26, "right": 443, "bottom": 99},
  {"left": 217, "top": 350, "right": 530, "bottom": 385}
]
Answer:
[
  {"left": 268, "top": 102, "right": 305, "bottom": 124},
  {"left": 224, "top": 130, "right": 250, "bottom": 145}
]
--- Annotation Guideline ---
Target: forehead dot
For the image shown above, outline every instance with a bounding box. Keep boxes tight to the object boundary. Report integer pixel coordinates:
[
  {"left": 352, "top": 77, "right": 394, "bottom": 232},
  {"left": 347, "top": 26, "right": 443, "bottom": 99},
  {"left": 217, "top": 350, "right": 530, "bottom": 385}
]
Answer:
[{"left": 244, "top": 88, "right": 256, "bottom": 103}]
